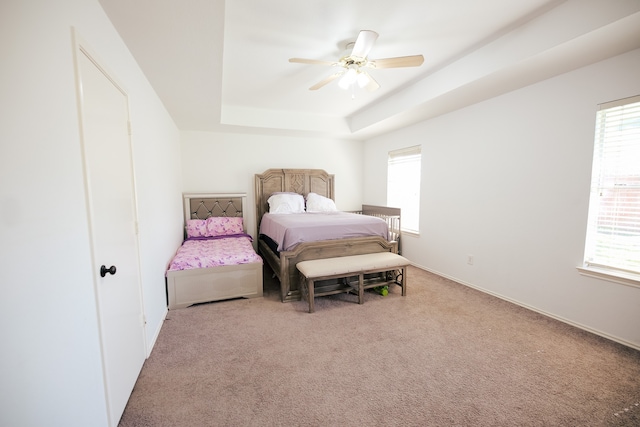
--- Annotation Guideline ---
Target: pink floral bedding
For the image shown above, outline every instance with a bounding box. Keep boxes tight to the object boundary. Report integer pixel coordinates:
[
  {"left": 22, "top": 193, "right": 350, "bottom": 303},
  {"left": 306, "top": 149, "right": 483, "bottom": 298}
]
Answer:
[{"left": 167, "top": 235, "right": 262, "bottom": 271}]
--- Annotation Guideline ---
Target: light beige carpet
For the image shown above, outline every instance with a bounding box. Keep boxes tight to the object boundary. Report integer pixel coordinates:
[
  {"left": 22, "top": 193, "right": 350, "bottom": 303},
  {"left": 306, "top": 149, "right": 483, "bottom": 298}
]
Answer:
[{"left": 119, "top": 266, "right": 640, "bottom": 426}]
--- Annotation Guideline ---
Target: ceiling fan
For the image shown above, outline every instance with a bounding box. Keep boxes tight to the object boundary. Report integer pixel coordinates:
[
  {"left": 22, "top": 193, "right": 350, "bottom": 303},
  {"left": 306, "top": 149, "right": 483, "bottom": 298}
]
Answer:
[{"left": 289, "top": 30, "right": 424, "bottom": 92}]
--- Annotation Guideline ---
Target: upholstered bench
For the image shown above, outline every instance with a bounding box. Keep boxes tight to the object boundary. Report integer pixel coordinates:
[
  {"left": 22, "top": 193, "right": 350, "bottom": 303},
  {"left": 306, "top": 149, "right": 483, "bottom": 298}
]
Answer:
[{"left": 296, "top": 252, "right": 410, "bottom": 313}]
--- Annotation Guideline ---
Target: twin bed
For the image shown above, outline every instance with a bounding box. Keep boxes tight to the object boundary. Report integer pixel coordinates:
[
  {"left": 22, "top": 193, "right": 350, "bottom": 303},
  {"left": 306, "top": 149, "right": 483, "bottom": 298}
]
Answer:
[
  {"left": 165, "top": 193, "right": 263, "bottom": 309},
  {"left": 165, "top": 169, "right": 401, "bottom": 309}
]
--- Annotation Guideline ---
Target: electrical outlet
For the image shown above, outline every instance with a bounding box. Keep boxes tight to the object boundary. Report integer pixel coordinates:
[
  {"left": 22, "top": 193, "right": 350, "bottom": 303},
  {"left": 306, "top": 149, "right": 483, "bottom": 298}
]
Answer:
[{"left": 467, "top": 255, "right": 474, "bottom": 265}]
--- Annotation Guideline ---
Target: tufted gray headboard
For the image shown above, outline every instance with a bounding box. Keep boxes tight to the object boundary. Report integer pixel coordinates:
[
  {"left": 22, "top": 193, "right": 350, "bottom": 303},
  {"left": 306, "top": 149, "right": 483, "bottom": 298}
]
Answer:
[
  {"left": 184, "top": 193, "right": 245, "bottom": 220},
  {"left": 182, "top": 193, "right": 247, "bottom": 238}
]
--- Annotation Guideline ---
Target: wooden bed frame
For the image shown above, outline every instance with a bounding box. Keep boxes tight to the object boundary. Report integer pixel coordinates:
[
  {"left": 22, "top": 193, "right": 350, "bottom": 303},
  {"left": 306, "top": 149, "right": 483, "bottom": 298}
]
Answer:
[
  {"left": 165, "top": 193, "right": 263, "bottom": 309},
  {"left": 255, "top": 169, "right": 400, "bottom": 302}
]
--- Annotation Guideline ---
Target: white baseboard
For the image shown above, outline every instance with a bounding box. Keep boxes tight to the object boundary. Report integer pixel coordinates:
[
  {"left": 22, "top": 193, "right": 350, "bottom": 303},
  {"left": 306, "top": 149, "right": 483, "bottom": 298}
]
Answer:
[
  {"left": 411, "top": 263, "right": 640, "bottom": 352},
  {"left": 145, "top": 308, "right": 168, "bottom": 358}
]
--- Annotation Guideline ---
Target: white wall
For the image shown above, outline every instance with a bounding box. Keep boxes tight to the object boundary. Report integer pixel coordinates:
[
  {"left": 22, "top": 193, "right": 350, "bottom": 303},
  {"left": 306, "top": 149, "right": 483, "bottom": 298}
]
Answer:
[
  {"left": 180, "top": 130, "right": 364, "bottom": 239},
  {"left": 0, "top": 1, "right": 183, "bottom": 426},
  {"left": 364, "top": 49, "right": 640, "bottom": 350}
]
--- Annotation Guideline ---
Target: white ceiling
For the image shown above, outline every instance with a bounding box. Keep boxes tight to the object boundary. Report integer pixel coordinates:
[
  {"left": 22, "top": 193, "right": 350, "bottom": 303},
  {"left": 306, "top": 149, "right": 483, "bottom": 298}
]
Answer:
[{"left": 99, "top": 0, "right": 640, "bottom": 140}]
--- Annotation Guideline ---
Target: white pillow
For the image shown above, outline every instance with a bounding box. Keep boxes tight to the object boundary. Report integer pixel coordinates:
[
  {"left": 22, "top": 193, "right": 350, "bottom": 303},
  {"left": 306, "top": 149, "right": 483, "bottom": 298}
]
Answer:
[
  {"left": 305, "top": 192, "right": 338, "bottom": 212},
  {"left": 267, "top": 192, "right": 305, "bottom": 214}
]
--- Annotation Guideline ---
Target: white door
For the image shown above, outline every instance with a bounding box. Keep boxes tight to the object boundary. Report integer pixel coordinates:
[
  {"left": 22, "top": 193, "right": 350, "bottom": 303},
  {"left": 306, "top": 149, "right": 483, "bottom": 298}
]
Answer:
[{"left": 75, "top": 41, "right": 146, "bottom": 426}]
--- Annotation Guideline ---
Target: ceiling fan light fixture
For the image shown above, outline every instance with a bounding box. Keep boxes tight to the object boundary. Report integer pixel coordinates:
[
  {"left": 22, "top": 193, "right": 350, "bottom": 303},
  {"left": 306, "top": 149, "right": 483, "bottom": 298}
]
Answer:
[
  {"left": 356, "top": 71, "right": 370, "bottom": 88},
  {"left": 338, "top": 67, "right": 357, "bottom": 90}
]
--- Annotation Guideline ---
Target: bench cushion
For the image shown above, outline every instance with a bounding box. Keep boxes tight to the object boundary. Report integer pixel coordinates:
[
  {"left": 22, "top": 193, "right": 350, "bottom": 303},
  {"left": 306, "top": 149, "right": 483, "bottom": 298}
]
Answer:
[{"left": 296, "top": 252, "right": 409, "bottom": 279}]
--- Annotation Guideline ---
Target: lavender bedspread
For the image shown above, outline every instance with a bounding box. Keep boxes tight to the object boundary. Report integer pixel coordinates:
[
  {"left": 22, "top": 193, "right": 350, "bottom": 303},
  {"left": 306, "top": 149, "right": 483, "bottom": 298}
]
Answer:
[
  {"left": 167, "top": 235, "right": 262, "bottom": 272},
  {"left": 259, "top": 212, "right": 389, "bottom": 252}
]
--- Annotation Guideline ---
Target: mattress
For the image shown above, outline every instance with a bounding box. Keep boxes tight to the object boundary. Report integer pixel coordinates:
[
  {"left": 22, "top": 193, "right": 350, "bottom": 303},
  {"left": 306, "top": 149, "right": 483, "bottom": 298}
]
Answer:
[
  {"left": 259, "top": 212, "right": 389, "bottom": 252},
  {"left": 167, "top": 235, "right": 262, "bottom": 271}
]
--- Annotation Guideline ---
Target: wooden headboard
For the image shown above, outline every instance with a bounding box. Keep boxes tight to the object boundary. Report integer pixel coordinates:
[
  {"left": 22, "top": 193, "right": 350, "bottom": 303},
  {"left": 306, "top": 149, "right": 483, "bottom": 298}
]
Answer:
[{"left": 254, "top": 168, "right": 334, "bottom": 229}]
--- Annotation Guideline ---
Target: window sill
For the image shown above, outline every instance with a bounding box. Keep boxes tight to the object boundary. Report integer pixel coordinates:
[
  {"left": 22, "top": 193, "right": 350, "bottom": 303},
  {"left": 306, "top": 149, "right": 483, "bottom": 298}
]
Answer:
[{"left": 577, "top": 265, "right": 640, "bottom": 289}]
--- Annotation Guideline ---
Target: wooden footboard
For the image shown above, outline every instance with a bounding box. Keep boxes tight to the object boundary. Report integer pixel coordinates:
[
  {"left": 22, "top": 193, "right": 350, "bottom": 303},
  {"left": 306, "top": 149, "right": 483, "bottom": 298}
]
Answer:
[
  {"left": 166, "top": 262, "right": 263, "bottom": 309},
  {"left": 259, "top": 236, "right": 397, "bottom": 302}
]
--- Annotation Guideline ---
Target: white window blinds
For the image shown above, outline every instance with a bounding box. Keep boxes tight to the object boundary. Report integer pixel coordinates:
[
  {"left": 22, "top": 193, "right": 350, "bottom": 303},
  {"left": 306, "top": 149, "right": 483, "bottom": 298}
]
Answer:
[
  {"left": 584, "top": 95, "right": 640, "bottom": 275},
  {"left": 388, "top": 146, "right": 421, "bottom": 233}
]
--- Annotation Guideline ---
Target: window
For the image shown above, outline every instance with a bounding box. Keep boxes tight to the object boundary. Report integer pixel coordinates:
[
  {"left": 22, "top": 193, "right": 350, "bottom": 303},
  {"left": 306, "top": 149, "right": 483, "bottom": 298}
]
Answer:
[
  {"left": 582, "top": 95, "right": 640, "bottom": 284},
  {"left": 387, "top": 146, "right": 421, "bottom": 234}
]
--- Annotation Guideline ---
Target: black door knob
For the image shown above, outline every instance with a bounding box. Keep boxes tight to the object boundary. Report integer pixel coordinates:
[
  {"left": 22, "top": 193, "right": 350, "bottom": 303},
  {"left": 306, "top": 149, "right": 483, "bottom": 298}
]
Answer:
[{"left": 100, "top": 265, "right": 117, "bottom": 277}]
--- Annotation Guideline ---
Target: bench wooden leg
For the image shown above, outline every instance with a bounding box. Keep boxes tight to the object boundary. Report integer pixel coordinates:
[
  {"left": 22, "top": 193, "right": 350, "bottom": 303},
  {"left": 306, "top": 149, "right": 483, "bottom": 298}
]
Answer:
[
  {"left": 308, "top": 278, "right": 315, "bottom": 313},
  {"left": 358, "top": 273, "right": 364, "bottom": 304},
  {"left": 401, "top": 267, "right": 407, "bottom": 296}
]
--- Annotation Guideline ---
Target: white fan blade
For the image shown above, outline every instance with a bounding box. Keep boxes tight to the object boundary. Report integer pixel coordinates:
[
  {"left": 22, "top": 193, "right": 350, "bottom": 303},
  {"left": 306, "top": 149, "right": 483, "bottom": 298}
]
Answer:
[
  {"left": 361, "top": 71, "right": 380, "bottom": 92},
  {"left": 351, "top": 30, "right": 379, "bottom": 58},
  {"left": 309, "top": 71, "right": 344, "bottom": 90},
  {"left": 289, "top": 58, "right": 337, "bottom": 66},
  {"left": 368, "top": 55, "right": 424, "bottom": 69}
]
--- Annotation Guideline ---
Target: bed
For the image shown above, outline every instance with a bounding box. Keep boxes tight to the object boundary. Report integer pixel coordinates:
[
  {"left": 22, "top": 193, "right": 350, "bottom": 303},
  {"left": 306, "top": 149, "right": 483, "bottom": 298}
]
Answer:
[
  {"left": 165, "top": 193, "right": 263, "bottom": 309},
  {"left": 255, "top": 168, "right": 401, "bottom": 302}
]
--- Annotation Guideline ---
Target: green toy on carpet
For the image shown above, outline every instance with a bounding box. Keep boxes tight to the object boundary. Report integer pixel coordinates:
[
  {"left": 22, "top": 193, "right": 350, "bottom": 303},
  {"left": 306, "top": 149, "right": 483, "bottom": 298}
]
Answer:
[{"left": 373, "top": 285, "right": 389, "bottom": 296}]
